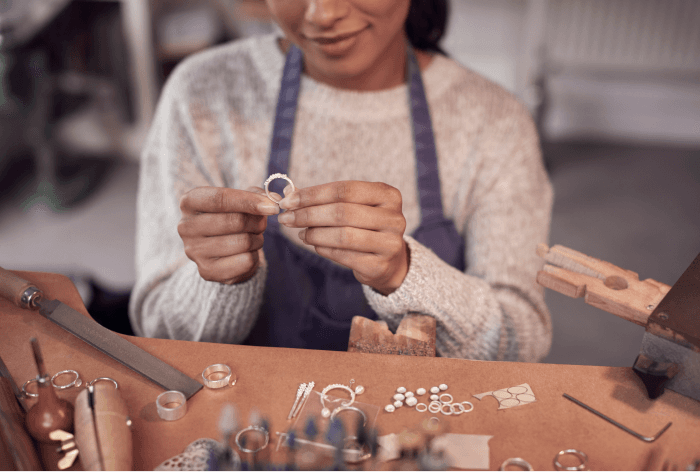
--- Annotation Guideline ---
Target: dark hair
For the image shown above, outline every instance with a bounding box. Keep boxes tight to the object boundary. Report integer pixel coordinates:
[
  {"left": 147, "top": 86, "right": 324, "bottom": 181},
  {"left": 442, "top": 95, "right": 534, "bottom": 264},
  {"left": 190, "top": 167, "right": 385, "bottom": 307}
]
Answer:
[{"left": 405, "top": 0, "right": 449, "bottom": 55}]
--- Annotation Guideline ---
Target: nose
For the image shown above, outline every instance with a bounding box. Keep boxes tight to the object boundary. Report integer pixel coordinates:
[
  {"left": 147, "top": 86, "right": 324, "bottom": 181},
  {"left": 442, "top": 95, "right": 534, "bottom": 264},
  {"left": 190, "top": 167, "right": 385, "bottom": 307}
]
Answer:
[{"left": 305, "top": 0, "right": 350, "bottom": 28}]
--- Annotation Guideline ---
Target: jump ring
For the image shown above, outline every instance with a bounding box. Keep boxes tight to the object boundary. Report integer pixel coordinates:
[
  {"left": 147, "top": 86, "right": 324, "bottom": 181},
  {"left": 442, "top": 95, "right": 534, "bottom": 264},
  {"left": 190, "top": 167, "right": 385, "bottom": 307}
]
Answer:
[
  {"left": 461, "top": 401, "right": 474, "bottom": 413},
  {"left": 51, "top": 370, "right": 82, "bottom": 389},
  {"left": 439, "top": 393, "right": 453, "bottom": 404},
  {"left": 263, "top": 173, "right": 295, "bottom": 204},
  {"left": 451, "top": 402, "right": 465, "bottom": 415},
  {"left": 156, "top": 390, "right": 187, "bottom": 421},
  {"left": 202, "top": 364, "right": 235, "bottom": 389},
  {"left": 554, "top": 449, "right": 588, "bottom": 471},
  {"left": 500, "top": 457, "right": 534, "bottom": 471},
  {"left": 235, "top": 425, "right": 270, "bottom": 454},
  {"left": 22, "top": 378, "right": 39, "bottom": 398},
  {"left": 330, "top": 405, "right": 368, "bottom": 426},
  {"left": 428, "top": 401, "right": 441, "bottom": 413},
  {"left": 440, "top": 403, "right": 453, "bottom": 416},
  {"left": 415, "top": 403, "right": 428, "bottom": 413},
  {"left": 88, "top": 377, "right": 119, "bottom": 389}
]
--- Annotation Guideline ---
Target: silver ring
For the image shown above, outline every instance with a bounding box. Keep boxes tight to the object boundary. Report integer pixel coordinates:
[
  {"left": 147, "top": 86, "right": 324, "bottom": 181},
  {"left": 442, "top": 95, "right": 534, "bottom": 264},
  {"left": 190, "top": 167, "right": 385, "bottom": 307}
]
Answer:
[
  {"left": 428, "top": 401, "right": 441, "bottom": 413},
  {"left": 461, "top": 401, "right": 474, "bottom": 413},
  {"left": 439, "top": 393, "right": 453, "bottom": 404},
  {"left": 235, "top": 425, "right": 269, "bottom": 453},
  {"left": 320, "top": 383, "right": 356, "bottom": 417},
  {"left": 202, "top": 364, "right": 235, "bottom": 389},
  {"left": 263, "top": 173, "right": 295, "bottom": 204},
  {"left": 156, "top": 390, "right": 187, "bottom": 421},
  {"left": 415, "top": 403, "right": 428, "bottom": 413},
  {"left": 500, "top": 457, "right": 534, "bottom": 471},
  {"left": 22, "top": 378, "right": 39, "bottom": 398},
  {"left": 451, "top": 402, "right": 465, "bottom": 415},
  {"left": 330, "top": 405, "right": 368, "bottom": 426},
  {"left": 51, "top": 370, "right": 83, "bottom": 390},
  {"left": 88, "top": 377, "right": 119, "bottom": 389},
  {"left": 554, "top": 449, "right": 588, "bottom": 471},
  {"left": 440, "top": 403, "right": 453, "bottom": 416}
]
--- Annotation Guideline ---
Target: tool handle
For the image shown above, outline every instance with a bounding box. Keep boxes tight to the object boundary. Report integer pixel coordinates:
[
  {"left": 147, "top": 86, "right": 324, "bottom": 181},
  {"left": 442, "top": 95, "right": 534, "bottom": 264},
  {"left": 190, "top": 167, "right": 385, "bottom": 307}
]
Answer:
[
  {"left": 0, "top": 266, "right": 42, "bottom": 309},
  {"left": 74, "top": 383, "right": 133, "bottom": 471}
]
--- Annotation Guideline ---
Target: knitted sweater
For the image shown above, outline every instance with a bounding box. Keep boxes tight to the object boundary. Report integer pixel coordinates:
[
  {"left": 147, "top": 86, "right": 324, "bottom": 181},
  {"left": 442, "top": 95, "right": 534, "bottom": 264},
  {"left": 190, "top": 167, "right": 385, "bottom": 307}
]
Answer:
[{"left": 129, "top": 33, "right": 554, "bottom": 362}]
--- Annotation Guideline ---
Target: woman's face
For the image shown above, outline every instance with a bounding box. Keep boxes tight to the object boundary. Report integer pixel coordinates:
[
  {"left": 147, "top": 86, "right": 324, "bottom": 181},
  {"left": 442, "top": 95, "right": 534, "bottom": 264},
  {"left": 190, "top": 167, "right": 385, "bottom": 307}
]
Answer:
[{"left": 265, "top": 0, "right": 411, "bottom": 91}]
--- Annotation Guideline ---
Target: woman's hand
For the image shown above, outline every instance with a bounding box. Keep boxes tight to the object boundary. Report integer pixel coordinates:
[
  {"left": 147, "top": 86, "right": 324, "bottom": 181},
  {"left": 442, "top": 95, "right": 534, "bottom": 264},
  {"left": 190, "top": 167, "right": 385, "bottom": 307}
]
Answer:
[
  {"left": 178, "top": 186, "right": 280, "bottom": 284},
  {"left": 277, "top": 181, "right": 409, "bottom": 295}
]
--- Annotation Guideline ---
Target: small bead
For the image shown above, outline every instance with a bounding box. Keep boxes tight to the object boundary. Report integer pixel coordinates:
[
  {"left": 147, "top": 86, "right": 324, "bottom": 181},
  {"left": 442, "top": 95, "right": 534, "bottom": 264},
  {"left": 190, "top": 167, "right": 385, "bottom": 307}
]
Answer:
[
  {"left": 385, "top": 404, "right": 396, "bottom": 413},
  {"left": 393, "top": 393, "right": 405, "bottom": 401},
  {"left": 394, "top": 400, "right": 403, "bottom": 408},
  {"left": 355, "top": 385, "right": 365, "bottom": 394},
  {"left": 405, "top": 391, "right": 414, "bottom": 398},
  {"left": 405, "top": 397, "right": 418, "bottom": 407},
  {"left": 416, "top": 388, "right": 427, "bottom": 395},
  {"left": 439, "top": 384, "right": 448, "bottom": 391},
  {"left": 430, "top": 394, "right": 439, "bottom": 401},
  {"left": 396, "top": 387, "right": 407, "bottom": 394},
  {"left": 430, "top": 387, "right": 440, "bottom": 394}
]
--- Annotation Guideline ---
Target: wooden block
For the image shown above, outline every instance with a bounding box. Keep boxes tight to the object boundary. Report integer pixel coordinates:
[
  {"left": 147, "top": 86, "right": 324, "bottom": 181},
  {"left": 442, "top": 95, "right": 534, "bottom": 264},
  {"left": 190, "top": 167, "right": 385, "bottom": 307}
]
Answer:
[{"left": 347, "top": 314, "right": 436, "bottom": 357}]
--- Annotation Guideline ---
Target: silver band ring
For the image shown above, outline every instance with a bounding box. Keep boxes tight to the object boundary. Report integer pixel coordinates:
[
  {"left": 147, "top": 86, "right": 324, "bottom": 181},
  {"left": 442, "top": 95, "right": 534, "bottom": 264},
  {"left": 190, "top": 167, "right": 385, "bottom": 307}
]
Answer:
[
  {"left": 88, "top": 377, "right": 119, "bottom": 390},
  {"left": 22, "top": 378, "right": 39, "bottom": 398},
  {"left": 439, "top": 393, "right": 453, "bottom": 404},
  {"left": 156, "top": 390, "right": 187, "bottom": 421},
  {"left": 51, "top": 370, "right": 82, "bottom": 389},
  {"left": 451, "top": 402, "right": 465, "bottom": 415},
  {"left": 500, "top": 457, "right": 534, "bottom": 471},
  {"left": 461, "top": 401, "right": 474, "bottom": 412},
  {"left": 330, "top": 405, "right": 368, "bottom": 426},
  {"left": 428, "top": 401, "right": 441, "bottom": 413},
  {"left": 554, "top": 449, "right": 588, "bottom": 471},
  {"left": 263, "top": 173, "right": 295, "bottom": 204},
  {"left": 415, "top": 403, "right": 428, "bottom": 413},
  {"left": 440, "top": 403, "right": 453, "bottom": 415},
  {"left": 202, "top": 364, "right": 234, "bottom": 388},
  {"left": 235, "top": 425, "right": 270, "bottom": 454}
]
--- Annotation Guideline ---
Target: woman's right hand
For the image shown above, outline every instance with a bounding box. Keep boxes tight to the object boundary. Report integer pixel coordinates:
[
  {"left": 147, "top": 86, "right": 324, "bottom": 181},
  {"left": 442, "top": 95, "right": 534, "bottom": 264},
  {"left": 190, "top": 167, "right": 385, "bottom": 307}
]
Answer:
[{"left": 178, "top": 186, "right": 280, "bottom": 284}]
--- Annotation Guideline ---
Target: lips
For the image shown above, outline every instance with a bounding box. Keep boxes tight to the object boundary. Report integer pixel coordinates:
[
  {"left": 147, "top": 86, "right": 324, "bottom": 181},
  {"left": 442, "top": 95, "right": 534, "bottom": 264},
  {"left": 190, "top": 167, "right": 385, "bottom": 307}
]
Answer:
[{"left": 304, "top": 27, "right": 366, "bottom": 45}]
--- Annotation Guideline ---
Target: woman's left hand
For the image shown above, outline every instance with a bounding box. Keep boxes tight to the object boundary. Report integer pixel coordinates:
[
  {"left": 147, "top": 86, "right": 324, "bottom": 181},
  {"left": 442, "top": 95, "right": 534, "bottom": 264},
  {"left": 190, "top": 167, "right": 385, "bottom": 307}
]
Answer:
[{"left": 277, "top": 181, "right": 409, "bottom": 295}]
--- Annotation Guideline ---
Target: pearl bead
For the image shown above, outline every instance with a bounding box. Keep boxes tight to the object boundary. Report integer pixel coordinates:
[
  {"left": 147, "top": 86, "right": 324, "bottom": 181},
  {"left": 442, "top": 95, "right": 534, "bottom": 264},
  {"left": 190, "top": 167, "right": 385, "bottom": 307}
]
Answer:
[
  {"left": 393, "top": 400, "right": 403, "bottom": 408},
  {"left": 405, "top": 397, "right": 418, "bottom": 407},
  {"left": 393, "top": 393, "right": 405, "bottom": 401},
  {"left": 396, "top": 387, "right": 407, "bottom": 394},
  {"left": 416, "top": 388, "right": 427, "bottom": 395},
  {"left": 321, "top": 408, "right": 331, "bottom": 418},
  {"left": 405, "top": 391, "right": 414, "bottom": 398},
  {"left": 439, "top": 384, "right": 448, "bottom": 391},
  {"left": 430, "top": 394, "right": 439, "bottom": 401},
  {"left": 355, "top": 385, "right": 365, "bottom": 394},
  {"left": 385, "top": 404, "right": 395, "bottom": 413},
  {"left": 430, "top": 387, "right": 440, "bottom": 394}
]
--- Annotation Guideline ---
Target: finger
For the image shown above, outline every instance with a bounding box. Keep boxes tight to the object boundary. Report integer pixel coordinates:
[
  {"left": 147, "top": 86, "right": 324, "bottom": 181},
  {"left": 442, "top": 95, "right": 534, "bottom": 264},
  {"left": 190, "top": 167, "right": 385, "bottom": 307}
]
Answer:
[
  {"left": 197, "top": 250, "right": 261, "bottom": 285},
  {"left": 180, "top": 187, "right": 279, "bottom": 216},
  {"left": 179, "top": 212, "right": 267, "bottom": 237},
  {"left": 279, "top": 202, "right": 405, "bottom": 234},
  {"left": 300, "top": 226, "right": 404, "bottom": 258},
  {"left": 278, "top": 181, "right": 401, "bottom": 211},
  {"left": 185, "top": 233, "right": 265, "bottom": 260},
  {"left": 312, "top": 246, "right": 391, "bottom": 283}
]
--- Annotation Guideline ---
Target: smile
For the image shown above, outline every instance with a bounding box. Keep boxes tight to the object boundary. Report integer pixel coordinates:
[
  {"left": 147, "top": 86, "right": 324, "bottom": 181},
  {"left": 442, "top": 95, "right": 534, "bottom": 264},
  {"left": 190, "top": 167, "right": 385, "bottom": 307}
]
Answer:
[{"left": 304, "top": 27, "right": 367, "bottom": 45}]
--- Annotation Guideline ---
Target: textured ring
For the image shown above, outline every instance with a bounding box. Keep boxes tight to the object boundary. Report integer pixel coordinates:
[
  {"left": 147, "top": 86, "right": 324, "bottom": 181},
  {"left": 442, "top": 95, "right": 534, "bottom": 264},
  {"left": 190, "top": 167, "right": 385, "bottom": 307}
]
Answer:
[
  {"left": 263, "top": 173, "right": 295, "bottom": 204},
  {"left": 554, "top": 449, "right": 588, "bottom": 471},
  {"left": 461, "top": 401, "right": 474, "bottom": 413},
  {"left": 500, "top": 457, "right": 534, "bottom": 471},
  {"left": 51, "top": 370, "right": 82, "bottom": 389},
  {"left": 202, "top": 364, "right": 234, "bottom": 388},
  {"left": 415, "top": 403, "right": 428, "bottom": 413},
  {"left": 320, "top": 384, "right": 356, "bottom": 417},
  {"left": 88, "top": 377, "right": 119, "bottom": 389},
  {"left": 22, "top": 378, "right": 39, "bottom": 398},
  {"left": 330, "top": 405, "right": 368, "bottom": 426},
  {"left": 156, "top": 390, "right": 187, "bottom": 421},
  {"left": 439, "top": 393, "right": 453, "bottom": 404},
  {"left": 235, "top": 425, "right": 269, "bottom": 454}
]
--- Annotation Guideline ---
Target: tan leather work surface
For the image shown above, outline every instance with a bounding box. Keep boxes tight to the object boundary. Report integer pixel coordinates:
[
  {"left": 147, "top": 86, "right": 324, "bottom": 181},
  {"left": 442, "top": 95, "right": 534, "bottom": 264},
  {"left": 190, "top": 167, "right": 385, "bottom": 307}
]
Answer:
[{"left": 2, "top": 271, "right": 700, "bottom": 470}]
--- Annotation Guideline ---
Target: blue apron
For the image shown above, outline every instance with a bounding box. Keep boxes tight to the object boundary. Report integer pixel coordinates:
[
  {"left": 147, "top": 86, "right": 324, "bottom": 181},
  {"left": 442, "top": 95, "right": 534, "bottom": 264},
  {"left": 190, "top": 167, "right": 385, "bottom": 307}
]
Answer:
[{"left": 244, "top": 44, "right": 466, "bottom": 351}]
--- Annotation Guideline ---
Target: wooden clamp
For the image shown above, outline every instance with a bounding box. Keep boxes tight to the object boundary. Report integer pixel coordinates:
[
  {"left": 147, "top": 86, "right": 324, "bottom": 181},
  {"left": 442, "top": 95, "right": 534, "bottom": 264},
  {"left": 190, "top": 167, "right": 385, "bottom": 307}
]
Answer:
[{"left": 348, "top": 313, "right": 436, "bottom": 357}]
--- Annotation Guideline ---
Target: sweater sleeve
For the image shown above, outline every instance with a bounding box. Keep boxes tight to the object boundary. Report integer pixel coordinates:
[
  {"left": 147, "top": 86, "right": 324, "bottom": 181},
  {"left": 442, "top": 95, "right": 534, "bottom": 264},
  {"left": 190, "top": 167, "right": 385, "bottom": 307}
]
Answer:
[
  {"left": 128, "top": 57, "right": 267, "bottom": 343},
  {"left": 363, "top": 101, "right": 553, "bottom": 362}
]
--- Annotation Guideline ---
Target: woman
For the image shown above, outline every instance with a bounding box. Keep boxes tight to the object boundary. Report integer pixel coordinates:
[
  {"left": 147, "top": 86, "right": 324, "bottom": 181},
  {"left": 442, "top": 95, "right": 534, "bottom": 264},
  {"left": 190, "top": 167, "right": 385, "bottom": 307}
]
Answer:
[{"left": 129, "top": 0, "right": 554, "bottom": 361}]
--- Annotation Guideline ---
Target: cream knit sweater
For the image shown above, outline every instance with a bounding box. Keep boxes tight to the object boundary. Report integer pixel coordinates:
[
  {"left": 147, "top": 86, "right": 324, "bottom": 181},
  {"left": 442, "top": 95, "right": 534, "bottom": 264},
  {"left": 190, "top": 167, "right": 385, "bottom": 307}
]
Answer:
[{"left": 129, "top": 34, "right": 554, "bottom": 362}]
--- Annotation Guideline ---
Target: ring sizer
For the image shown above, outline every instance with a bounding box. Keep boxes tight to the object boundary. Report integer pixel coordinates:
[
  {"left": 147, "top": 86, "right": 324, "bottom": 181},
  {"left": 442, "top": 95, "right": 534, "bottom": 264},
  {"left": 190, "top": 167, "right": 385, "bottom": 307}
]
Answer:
[
  {"left": 263, "top": 173, "right": 295, "bottom": 204},
  {"left": 51, "top": 370, "right": 83, "bottom": 389},
  {"left": 156, "top": 390, "right": 187, "bottom": 421},
  {"left": 202, "top": 364, "right": 235, "bottom": 389}
]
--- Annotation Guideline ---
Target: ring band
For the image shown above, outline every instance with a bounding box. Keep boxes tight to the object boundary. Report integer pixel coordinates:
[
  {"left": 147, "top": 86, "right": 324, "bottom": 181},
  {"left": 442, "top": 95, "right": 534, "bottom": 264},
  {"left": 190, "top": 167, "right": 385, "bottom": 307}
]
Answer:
[
  {"left": 439, "top": 393, "right": 453, "bottom": 404},
  {"left": 330, "top": 405, "right": 368, "bottom": 426},
  {"left": 202, "top": 364, "right": 235, "bottom": 389},
  {"left": 440, "top": 403, "right": 453, "bottom": 416},
  {"left": 554, "top": 449, "right": 588, "bottom": 471},
  {"left": 500, "top": 458, "right": 534, "bottom": 471},
  {"left": 263, "top": 173, "right": 295, "bottom": 204},
  {"left": 461, "top": 401, "right": 474, "bottom": 413},
  {"left": 415, "top": 403, "right": 428, "bottom": 412},
  {"left": 156, "top": 390, "right": 187, "bottom": 421},
  {"left": 22, "top": 378, "right": 39, "bottom": 398},
  {"left": 51, "top": 370, "right": 83, "bottom": 389},
  {"left": 235, "top": 425, "right": 270, "bottom": 454},
  {"left": 88, "top": 377, "right": 119, "bottom": 389}
]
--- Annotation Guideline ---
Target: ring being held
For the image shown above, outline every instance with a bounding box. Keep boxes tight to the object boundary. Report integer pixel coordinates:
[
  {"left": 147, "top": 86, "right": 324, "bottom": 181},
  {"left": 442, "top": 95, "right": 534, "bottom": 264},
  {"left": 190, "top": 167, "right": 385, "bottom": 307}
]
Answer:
[{"left": 263, "top": 173, "right": 295, "bottom": 205}]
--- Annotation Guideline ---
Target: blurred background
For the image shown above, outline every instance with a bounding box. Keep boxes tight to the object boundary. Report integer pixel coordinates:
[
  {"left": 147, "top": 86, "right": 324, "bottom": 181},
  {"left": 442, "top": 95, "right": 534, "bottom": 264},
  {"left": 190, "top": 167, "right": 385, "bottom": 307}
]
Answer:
[{"left": 0, "top": 0, "right": 698, "bottom": 366}]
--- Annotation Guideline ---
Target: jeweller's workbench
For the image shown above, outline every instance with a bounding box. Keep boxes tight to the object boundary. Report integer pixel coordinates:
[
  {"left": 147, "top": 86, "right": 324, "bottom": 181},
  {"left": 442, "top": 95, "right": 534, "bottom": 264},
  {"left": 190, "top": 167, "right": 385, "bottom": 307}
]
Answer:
[{"left": 1, "top": 270, "right": 699, "bottom": 470}]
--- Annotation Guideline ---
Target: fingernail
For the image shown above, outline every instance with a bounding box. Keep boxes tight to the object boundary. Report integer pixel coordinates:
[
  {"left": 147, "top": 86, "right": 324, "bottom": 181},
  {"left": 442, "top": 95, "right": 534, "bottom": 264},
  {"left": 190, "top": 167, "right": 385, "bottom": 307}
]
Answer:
[
  {"left": 283, "top": 185, "right": 293, "bottom": 196},
  {"left": 277, "top": 212, "right": 293, "bottom": 225},
  {"left": 278, "top": 193, "right": 299, "bottom": 210},
  {"left": 298, "top": 229, "right": 306, "bottom": 241},
  {"left": 257, "top": 202, "right": 280, "bottom": 214}
]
